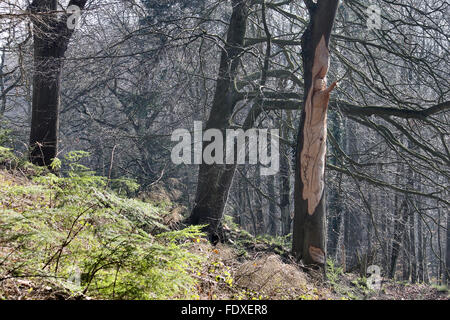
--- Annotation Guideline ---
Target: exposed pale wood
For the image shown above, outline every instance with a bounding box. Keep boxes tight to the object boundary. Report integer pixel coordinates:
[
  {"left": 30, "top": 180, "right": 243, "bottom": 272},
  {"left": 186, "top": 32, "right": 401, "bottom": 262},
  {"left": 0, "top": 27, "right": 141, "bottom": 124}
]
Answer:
[
  {"left": 300, "top": 36, "right": 336, "bottom": 215},
  {"left": 309, "top": 245, "right": 326, "bottom": 264}
]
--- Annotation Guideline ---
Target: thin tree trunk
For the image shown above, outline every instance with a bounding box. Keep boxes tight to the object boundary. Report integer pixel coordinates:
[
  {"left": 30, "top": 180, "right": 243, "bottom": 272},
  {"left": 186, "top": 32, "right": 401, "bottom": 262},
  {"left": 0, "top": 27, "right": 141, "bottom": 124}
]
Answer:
[
  {"left": 245, "top": 184, "right": 258, "bottom": 236},
  {"left": 255, "top": 174, "right": 265, "bottom": 235},
  {"left": 437, "top": 208, "right": 443, "bottom": 284},
  {"left": 389, "top": 200, "right": 409, "bottom": 279},
  {"left": 402, "top": 219, "right": 411, "bottom": 281},
  {"left": 417, "top": 213, "right": 424, "bottom": 283},
  {"left": 280, "top": 111, "right": 291, "bottom": 236},
  {"left": 342, "top": 121, "right": 361, "bottom": 272},
  {"left": 267, "top": 174, "right": 277, "bottom": 236},
  {"left": 423, "top": 232, "right": 430, "bottom": 284},
  {"left": 446, "top": 209, "right": 450, "bottom": 285},
  {"left": 327, "top": 111, "right": 343, "bottom": 260},
  {"left": 410, "top": 210, "right": 417, "bottom": 284}
]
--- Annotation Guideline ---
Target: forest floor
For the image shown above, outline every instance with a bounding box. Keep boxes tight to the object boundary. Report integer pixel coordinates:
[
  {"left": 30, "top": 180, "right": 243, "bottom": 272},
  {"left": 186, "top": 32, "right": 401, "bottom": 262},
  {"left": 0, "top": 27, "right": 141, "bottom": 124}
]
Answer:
[{"left": 0, "top": 148, "right": 448, "bottom": 300}]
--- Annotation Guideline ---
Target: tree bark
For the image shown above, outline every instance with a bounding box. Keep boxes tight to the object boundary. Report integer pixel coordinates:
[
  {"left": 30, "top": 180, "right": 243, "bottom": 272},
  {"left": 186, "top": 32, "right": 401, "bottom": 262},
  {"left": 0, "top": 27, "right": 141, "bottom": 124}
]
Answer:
[
  {"left": 417, "top": 212, "right": 424, "bottom": 283},
  {"left": 410, "top": 210, "right": 417, "bottom": 284},
  {"left": 29, "top": 0, "right": 87, "bottom": 167},
  {"left": 446, "top": 209, "right": 450, "bottom": 285},
  {"left": 389, "top": 200, "right": 409, "bottom": 279},
  {"left": 292, "top": 0, "right": 339, "bottom": 268},
  {"left": 326, "top": 111, "right": 343, "bottom": 260},
  {"left": 402, "top": 216, "right": 411, "bottom": 281},
  {"left": 188, "top": 0, "right": 249, "bottom": 241},
  {"left": 267, "top": 174, "right": 278, "bottom": 236},
  {"left": 280, "top": 111, "right": 292, "bottom": 236},
  {"left": 255, "top": 174, "right": 265, "bottom": 235}
]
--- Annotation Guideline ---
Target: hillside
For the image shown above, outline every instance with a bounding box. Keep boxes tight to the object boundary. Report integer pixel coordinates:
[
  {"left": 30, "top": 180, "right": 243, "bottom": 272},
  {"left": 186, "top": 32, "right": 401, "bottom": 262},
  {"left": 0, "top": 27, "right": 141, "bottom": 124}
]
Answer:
[{"left": 0, "top": 148, "right": 448, "bottom": 300}]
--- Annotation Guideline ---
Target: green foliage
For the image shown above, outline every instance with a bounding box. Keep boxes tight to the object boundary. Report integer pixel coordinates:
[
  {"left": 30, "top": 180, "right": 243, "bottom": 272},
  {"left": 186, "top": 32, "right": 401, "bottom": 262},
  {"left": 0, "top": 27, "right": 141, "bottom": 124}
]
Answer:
[
  {"left": 0, "top": 125, "right": 11, "bottom": 146},
  {"left": 431, "top": 284, "right": 449, "bottom": 293},
  {"left": 0, "top": 146, "right": 18, "bottom": 166},
  {"left": 326, "top": 259, "right": 344, "bottom": 285},
  {"left": 223, "top": 214, "right": 239, "bottom": 230},
  {"left": 325, "top": 259, "right": 370, "bottom": 299},
  {"left": 255, "top": 234, "right": 292, "bottom": 251},
  {"left": 222, "top": 215, "right": 291, "bottom": 258},
  {"left": 50, "top": 157, "right": 62, "bottom": 171},
  {"left": 0, "top": 146, "right": 48, "bottom": 176},
  {"left": 63, "top": 151, "right": 99, "bottom": 179},
  {"left": 207, "top": 260, "right": 234, "bottom": 289},
  {"left": 0, "top": 153, "right": 205, "bottom": 299},
  {"left": 109, "top": 178, "right": 140, "bottom": 197}
]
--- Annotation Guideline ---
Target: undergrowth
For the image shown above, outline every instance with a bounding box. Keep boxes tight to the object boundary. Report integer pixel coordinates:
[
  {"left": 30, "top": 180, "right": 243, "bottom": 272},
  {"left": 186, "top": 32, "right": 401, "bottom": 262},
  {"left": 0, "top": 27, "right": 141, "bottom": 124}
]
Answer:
[
  {"left": 0, "top": 149, "right": 204, "bottom": 299},
  {"left": 1, "top": 147, "right": 447, "bottom": 301}
]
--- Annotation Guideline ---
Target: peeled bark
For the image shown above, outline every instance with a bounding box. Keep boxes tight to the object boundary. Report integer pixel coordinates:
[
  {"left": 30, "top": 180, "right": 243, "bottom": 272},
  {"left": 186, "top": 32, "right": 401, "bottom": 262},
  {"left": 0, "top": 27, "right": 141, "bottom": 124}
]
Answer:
[{"left": 292, "top": 0, "right": 339, "bottom": 268}]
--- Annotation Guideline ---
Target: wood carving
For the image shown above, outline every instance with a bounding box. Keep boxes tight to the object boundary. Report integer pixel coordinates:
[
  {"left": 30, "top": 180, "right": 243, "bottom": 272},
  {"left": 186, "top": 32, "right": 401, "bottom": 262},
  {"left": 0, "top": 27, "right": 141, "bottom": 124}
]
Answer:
[
  {"left": 300, "top": 36, "right": 337, "bottom": 215},
  {"left": 309, "top": 245, "right": 326, "bottom": 265}
]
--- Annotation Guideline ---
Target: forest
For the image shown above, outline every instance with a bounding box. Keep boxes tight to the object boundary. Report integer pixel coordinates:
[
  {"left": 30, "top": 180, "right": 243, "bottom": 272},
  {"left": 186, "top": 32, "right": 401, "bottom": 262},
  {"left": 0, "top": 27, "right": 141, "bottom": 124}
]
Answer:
[{"left": 0, "top": 0, "right": 449, "bottom": 302}]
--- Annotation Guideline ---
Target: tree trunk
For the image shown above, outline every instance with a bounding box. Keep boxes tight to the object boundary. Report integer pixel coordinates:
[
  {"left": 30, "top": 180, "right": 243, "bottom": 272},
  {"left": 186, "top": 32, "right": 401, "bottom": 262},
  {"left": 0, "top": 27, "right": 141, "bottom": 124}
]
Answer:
[
  {"left": 280, "top": 111, "right": 292, "bottom": 236},
  {"left": 188, "top": 0, "right": 249, "bottom": 241},
  {"left": 292, "top": 0, "right": 339, "bottom": 268},
  {"left": 402, "top": 219, "right": 411, "bottom": 281},
  {"left": 417, "top": 213, "right": 424, "bottom": 283},
  {"left": 29, "top": 0, "right": 87, "bottom": 166},
  {"left": 389, "top": 200, "right": 409, "bottom": 279},
  {"left": 410, "top": 211, "right": 417, "bottom": 284},
  {"left": 423, "top": 233, "right": 430, "bottom": 284},
  {"left": 446, "top": 209, "right": 450, "bottom": 285},
  {"left": 267, "top": 174, "right": 278, "bottom": 236},
  {"left": 326, "top": 111, "right": 343, "bottom": 260},
  {"left": 255, "top": 174, "right": 265, "bottom": 235},
  {"left": 437, "top": 208, "right": 443, "bottom": 284},
  {"left": 245, "top": 183, "right": 258, "bottom": 236},
  {"left": 342, "top": 120, "right": 362, "bottom": 272}
]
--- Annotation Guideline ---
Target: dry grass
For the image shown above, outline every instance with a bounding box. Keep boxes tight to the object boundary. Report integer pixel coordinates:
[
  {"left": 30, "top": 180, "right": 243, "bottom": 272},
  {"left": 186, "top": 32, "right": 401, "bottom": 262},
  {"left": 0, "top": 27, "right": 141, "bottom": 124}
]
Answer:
[
  {"left": 0, "top": 278, "right": 88, "bottom": 300},
  {"left": 234, "top": 254, "right": 332, "bottom": 299},
  {"left": 187, "top": 238, "right": 333, "bottom": 300}
]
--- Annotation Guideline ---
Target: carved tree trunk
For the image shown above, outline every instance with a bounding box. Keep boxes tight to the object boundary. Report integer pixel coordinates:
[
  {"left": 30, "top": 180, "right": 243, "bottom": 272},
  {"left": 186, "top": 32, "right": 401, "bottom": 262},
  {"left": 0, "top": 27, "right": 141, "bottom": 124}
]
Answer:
[
  {"left": 29, "top": 0, "right": 87, "bottom": 167},
  {"left": 188, "top": 0, "right": 249, "bottom": 240},
  {"left": 292, "top": 0, "right": 339, "bottom": 268}
]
